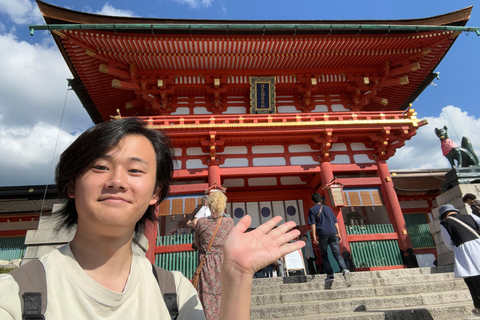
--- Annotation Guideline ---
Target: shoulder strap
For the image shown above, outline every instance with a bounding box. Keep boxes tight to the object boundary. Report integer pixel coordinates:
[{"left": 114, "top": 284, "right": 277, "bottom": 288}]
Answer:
[
  {"left": 446, "top": 216, "right": 480, "bottom": 239},
  {"left": 152, "top": 264, "right": 178, "bottom": 320},
  {"left": 316, "top": 205, "right": 324, "bottom": 223},
  {"left": 206, "top": 217, "right": 223, "bottom": 253},
  {"left": 9, "top": 259, "right": 47, "bottom": 320}
]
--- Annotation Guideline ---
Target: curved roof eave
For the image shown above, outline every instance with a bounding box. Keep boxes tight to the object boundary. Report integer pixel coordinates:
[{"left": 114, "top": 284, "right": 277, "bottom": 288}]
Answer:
[{"left": 37, "top": 0, "right": 472, "bottom": 29}]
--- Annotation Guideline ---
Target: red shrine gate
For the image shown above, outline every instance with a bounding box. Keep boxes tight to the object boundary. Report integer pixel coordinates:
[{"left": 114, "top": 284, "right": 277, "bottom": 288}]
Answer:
[{"left": 30, "top": 1, "right": 476, "bottom": 271}]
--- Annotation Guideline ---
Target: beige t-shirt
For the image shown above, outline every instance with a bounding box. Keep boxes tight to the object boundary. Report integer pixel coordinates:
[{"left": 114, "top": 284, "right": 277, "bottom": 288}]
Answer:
[{"left": 0, "top": 245, "right": 205, "bottom": 320}]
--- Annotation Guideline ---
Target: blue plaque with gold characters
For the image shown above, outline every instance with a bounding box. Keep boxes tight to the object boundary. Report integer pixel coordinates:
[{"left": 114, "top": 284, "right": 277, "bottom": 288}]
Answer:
[{"left": 250, "top": 76, "right": 276, "bottom": 114}]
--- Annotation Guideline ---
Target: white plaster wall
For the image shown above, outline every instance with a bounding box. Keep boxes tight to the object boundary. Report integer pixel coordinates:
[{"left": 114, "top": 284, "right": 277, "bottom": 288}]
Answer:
[
  {"left": 222, "top": 179, "right": 245, "bottom": 187},
  {"left": 219, "top": 146, "right": 248, "bottom": 155},
  {"left": 312, "top": 105, "right": 329, "bottom": 112},
  {"left": 331, "top": 155, "right": 351, "bottom": 164},
  {"left": 248, "top": 177, "right": 277, "bottom": 186},
  {"left": 288, "top": 144, "right": 314, "bottom": 153},
  {"left": 330, "top": 143, "right": 347, "bottom": 151},
  {"left": 185, "top": 159, "right": 207, "bottom": 169},
  {"left": 290, "top": 156, "right": 317, "bottom": 165},
  {"left": 193, "top": 107, "right": 211, "bottom": 114},
  {"left": 173, "top": 160, "right": 181, "bottom": 170},
  {"left": 252, "top": 145, "right": 284, "bottom": 154},
  {"left": 246, "top": 202, "right": 261, "bottom": 228},
  {"left": 277, "top": 106, "right": 299, "bottom": 113},
  {"left": 252, "top": 157, "right": 286, "bottom": 166},
  {"left": 171, "top": 107, "right": 190, "bottom": 115},
  {"left": 186, "top": 147, "right": 207, "bottom": 156},
  {"left": 223, "top": 106, "right": 246, "bottom": 114},
  {"left": 331, "top": 104, "right": 349, "bottom": 111},
  {"left": 351, "top": 143, "right": 369, "bottom": 151},
  {"left": 280, "top": 176, "right": 306, "bottom": 185},
  {"left": 173, "top": 148, "right": 182, "bottom": 156},
  {"left": 222, "top": 158, "right": 249, "bottom": 167},
  {"left": 353, "top": 154, "right": 375, "bottom": 163}
]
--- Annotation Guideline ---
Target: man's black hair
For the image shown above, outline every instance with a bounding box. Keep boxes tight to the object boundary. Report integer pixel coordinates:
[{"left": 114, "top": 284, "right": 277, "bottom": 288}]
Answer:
[
  {"left": 462, "top": 193, "right": 477, "bottom": 202},
  {"left": 311, "top": 193, "right": 323, "bottom": 204},
  {"left": 55, "top": 117, "right": 174, "bottom": 240}
]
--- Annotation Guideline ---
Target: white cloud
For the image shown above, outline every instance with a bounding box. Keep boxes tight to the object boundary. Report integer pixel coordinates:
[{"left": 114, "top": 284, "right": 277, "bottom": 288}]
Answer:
[
  {"left": 173, "top": 0, "right": 214, "bottom": 9},
  {"left": 96, "top": 3, "right": 136, "bottom": 17},
  {"left": 0, "top": 122, "right": 82, "bottom": 186},
  {"left": 387, "top": 105, "right": 480, "bottom": 170},
  {"left": 0, "top": 0, "right": 43, "bottom": 25},
  {"left": 0, "top": 33, "right": 91, "bottom": 129},
  {"left": 0, "top": 32, "right": 93, "bottom": 186}
]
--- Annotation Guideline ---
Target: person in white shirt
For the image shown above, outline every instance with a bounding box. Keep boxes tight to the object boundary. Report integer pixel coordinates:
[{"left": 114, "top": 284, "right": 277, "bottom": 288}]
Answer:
[{"left": 187, "top": 195, "right": 211, "bottom": 228}]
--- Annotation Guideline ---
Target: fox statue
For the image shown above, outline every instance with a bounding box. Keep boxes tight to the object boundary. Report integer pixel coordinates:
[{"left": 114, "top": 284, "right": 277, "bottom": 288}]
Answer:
[{"left": 434, "top": 126, "right": 479, "bottom": 168}]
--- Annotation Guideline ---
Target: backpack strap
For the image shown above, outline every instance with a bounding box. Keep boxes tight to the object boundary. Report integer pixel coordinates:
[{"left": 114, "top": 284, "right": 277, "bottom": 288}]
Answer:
[
  {"left": 151, "top": 264, "right": 178, "bottom": 320},
  {"left": 9, "top": 259, "right": 46, "bottom": 320}
]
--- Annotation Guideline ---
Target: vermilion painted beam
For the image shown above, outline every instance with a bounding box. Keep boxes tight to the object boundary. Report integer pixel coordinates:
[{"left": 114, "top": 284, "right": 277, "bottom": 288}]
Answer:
[
  {"left": 0, "top": 215, "right": 39, "bottom": 223},
  {"left": 347, "top": 233, "right": 398, "bottom": 242},
  {"left": 154, "top": 244, "right": 193, "bottom": 254},
  {"left": 336, "top": 177, "right": 382, "bottom": 186},
  {"left": 169, "top": 183, "right": 209, "bottom": 194},
  {"left": 0, "top": 230, "right": 28, "bottom": 237},
  {"left": 172, "top": 165, "right": 381, "bottom": 181},
  {"left": 227, "top": 189, "right": 310, "bottom": 202}
]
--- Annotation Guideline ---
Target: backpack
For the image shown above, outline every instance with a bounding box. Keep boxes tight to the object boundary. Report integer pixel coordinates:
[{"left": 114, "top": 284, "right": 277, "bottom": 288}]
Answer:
[{"left": 9, "top": 259, "right": 179, "bottom": 320}]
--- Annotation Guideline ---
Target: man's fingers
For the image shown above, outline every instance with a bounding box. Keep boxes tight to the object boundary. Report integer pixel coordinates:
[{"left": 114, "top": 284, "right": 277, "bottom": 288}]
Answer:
[
  {"left": 274, "top": 228, "right": 301, "bottom": 247},
  {"left": 278, "top": 240, "right": 305, "bottom": 257},
  {"left": 233, "top": 215, "right": 252, "bottom": 234}
]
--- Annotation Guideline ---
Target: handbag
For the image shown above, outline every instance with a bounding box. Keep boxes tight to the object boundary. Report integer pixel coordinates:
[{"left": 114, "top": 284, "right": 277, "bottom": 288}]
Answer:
[{"left": 191, "top": 217, "right": 223, "bottom": 289}]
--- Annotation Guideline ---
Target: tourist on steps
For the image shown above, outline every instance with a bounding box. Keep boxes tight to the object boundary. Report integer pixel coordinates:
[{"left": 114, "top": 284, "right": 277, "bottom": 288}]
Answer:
[
  {"left": 308, "top": 193, "right": 352, "bottom": 287},
  {"left": 438, "top": 204, "right": 480, "bottom": 317}
]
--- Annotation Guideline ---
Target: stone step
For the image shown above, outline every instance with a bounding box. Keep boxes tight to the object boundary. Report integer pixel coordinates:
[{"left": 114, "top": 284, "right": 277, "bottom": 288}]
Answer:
[
  {"left": 252, "top": 271, "right": 459, "bottom": 295},
  {"left": 251, "top": 266, "right": 454, "bottom": 288},
  {"left": 251, "top": 279, "right": 467, "bottom": 306},
  {"left": 260, "top": 302, "right": 476, "bottom": 320},
  {"left": 250, "top": 289, "right": 472, "bottom": 320}
]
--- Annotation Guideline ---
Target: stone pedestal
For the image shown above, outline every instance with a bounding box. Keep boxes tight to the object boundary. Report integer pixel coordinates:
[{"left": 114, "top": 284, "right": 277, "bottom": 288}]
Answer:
[
  {"left": 429, "top": 183, "right": 480, "bottom": 267},
  {"left": 442, "top": 166, "right": 480, "bottom": 192}
]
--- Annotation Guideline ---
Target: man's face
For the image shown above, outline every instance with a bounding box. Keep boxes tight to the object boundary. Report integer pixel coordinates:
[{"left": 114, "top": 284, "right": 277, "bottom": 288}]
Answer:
[
  {"left": 68, "top": 135, "right": 159, "bottom": 237},
  {"left": 465, "top": 199, "right": 474, "bottom": 206}
]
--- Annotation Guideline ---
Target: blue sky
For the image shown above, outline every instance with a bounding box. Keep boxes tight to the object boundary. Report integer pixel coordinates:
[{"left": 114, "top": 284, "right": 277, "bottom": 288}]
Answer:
[{"left": 0, "top": 0, "right": 479, "bottom": 186}]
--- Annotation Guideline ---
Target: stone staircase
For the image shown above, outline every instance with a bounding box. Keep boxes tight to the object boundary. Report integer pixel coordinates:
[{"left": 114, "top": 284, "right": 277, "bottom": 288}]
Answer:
[{"left": 250, "top": 267, "right": 478, "bottom": 320}]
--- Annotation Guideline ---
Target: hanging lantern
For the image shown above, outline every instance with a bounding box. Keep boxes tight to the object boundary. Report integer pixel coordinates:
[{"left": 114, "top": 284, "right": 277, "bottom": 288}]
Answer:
[{"left": 324, "top": 179, "right": 345, "bottom": 207}]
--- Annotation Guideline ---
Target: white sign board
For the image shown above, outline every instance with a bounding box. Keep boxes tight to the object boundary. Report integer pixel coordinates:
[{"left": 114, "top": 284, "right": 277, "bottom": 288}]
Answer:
[{"left": 284, "top": 249, "right": 306, "bottom": 275}]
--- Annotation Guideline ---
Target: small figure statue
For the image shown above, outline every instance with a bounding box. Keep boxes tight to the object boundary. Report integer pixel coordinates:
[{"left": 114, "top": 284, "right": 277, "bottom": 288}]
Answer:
[{"left": 434, "top": 126, "right": 479, "bottom": 168}]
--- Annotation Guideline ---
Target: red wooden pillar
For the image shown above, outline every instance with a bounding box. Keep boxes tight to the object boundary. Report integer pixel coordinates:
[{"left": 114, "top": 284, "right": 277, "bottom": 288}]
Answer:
[
  {"left": 319, "top": 161, "right": 350, "bottom": 253},
  {"left": 377, "top": 160, "right": 413, "bottom": 250},
  {"left": 144, "top": 219, "right": 158, "bottom": 264},
  {"left": 208, "top": 164, "right": 221, "bottom": 187}
]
